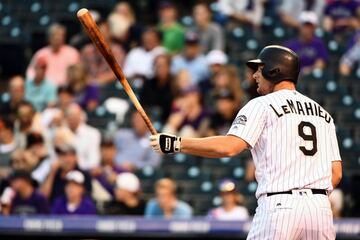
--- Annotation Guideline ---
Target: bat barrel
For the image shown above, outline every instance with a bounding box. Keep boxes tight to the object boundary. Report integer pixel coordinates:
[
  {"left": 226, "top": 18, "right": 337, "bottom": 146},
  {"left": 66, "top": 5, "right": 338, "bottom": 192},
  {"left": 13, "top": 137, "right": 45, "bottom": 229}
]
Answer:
[{"left": 77, "top": 8, "right": 158, "bottom": 135}]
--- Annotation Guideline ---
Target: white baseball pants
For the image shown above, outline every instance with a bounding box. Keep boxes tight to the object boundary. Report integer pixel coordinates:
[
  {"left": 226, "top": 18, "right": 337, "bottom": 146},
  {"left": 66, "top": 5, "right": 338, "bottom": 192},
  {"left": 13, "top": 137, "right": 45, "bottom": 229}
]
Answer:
[{"left": 247, "top": 190, "right": 335, "bottom": 240}]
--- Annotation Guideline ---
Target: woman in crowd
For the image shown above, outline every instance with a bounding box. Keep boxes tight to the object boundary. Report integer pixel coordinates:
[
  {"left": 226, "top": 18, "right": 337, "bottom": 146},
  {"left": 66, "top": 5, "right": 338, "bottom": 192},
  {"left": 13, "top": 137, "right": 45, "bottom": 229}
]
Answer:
[{"left": 67, "top": 64, "right": 99, "bottom": 112}]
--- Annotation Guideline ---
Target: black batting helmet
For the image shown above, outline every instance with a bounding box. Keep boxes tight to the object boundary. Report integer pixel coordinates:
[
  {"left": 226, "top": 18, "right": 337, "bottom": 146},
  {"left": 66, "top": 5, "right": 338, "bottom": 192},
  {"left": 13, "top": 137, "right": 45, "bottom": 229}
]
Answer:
[{"left": 246, "top": 45, "right": 300, "bottom": 84}]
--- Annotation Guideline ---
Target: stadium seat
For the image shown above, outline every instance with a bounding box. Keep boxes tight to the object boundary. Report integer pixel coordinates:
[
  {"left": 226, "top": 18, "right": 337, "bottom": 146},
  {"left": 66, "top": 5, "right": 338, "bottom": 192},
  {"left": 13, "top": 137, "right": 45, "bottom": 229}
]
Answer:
[
  {"left": 180, "top": 194, "right": 214, "bottom": 215},
  {"left": 162, "top": 154, "right": 199, "bottom": 168},
  {"left": 135, "top": 166, "right": 164, "bottom": 182}
]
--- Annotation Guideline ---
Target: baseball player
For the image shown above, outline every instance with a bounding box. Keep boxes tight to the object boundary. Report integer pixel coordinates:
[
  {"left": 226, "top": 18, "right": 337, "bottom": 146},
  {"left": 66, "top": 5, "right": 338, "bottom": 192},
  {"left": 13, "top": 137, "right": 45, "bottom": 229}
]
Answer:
[{"left": 150, "top": 45, "right": 342, "bottom": 239}]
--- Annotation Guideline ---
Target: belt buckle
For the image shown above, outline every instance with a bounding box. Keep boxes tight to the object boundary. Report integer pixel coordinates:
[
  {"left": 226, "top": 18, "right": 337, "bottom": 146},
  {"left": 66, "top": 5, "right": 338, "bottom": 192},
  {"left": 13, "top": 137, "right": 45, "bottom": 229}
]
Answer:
[{"left": 291, "top": 189, "right": 312, "bottom": 196}]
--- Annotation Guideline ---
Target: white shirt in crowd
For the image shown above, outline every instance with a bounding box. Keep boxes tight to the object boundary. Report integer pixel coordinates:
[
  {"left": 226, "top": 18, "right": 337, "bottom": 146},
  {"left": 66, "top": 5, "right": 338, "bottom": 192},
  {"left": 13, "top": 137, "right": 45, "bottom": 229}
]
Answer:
[
  {"left": 124, "top": 46, "right": 165, "bottom": 79},
  {"left": 73, "top": 123, "right": 101, "bottom": 171}
]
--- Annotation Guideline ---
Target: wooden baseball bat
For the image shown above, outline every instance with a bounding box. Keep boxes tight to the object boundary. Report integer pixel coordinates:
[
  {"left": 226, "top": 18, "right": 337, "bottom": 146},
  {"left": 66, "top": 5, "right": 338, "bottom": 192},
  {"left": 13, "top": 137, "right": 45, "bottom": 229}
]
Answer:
[{"left": 77, "top": 8, "right": 157, "bottom": 135}]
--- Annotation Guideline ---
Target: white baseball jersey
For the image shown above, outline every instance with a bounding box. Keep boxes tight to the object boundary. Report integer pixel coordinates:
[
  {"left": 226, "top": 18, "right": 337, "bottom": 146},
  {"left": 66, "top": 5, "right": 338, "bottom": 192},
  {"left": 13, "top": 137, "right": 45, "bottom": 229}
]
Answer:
[
  {"left": 228, "top": 89, "right": 340, "bottom": 239},
  {"left": 227, "top": 89, "right": 341, "bottom": 199}
]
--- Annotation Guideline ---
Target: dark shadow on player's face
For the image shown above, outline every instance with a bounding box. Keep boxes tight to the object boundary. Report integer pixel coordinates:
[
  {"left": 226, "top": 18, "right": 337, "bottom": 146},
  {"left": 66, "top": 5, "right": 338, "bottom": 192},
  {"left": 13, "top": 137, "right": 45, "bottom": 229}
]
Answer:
[{"left": 253, "top": 66, "right": 274, "bottom": 95}]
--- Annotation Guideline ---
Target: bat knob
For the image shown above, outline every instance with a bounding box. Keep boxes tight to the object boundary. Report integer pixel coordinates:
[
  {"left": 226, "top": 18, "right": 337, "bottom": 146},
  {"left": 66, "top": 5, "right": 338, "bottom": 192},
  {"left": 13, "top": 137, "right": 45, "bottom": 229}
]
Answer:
[{"left": 77, "top": 8, "right": 89, "bottom": 17}]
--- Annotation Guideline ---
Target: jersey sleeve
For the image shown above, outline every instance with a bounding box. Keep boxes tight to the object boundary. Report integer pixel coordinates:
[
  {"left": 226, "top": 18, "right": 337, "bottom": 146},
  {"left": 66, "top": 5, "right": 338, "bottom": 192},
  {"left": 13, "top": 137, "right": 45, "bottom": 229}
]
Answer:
[
  {"left": 227, "top": 99, "right": 267, "bottom": 148},
  {"left": 329, "top": 123, "right": 341, "bottom": 161}
]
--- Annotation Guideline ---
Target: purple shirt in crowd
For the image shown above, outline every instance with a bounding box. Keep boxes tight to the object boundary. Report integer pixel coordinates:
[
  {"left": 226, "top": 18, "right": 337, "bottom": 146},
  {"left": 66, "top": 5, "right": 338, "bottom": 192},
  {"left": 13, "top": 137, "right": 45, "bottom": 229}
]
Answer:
[
  {"left": 96, "top": 165, "right": 125, "bottom": 196},
  {"left": 325, "top": 0, "right": 360, "bottom": 32},
  {"left": 75, "top": 84, "right": 99, "bottom": 110},
  {"left": 285, "top": 37, "right": 329, "bottom": 69},
  {"left": 11, "top": 191, "right": 50, "bottom": 215},
  {"left": 51, "top": 195, "right": 96, "bottom": 215}
]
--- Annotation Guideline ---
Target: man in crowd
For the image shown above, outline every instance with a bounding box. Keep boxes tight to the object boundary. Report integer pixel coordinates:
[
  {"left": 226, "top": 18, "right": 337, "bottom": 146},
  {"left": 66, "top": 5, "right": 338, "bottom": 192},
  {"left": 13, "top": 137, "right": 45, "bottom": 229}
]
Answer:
[
  {"left": 193, "top": 2, "right": 225, "bottom": 53},
  {"left": 90, "top": 139, "right": 125, "bottom": 202},
  {"left": 285, "top": 11, "right": 329, "bottom": 75},
  {"left": 25, "top": 57, "right": 57, "bottom": 112},
  {"left": 115, "top": 111, "right": 161, "bottom": 170},
  {"left": 171, "top": 31, "right": 210, "bottom": 85},
  {"left": 26, "top": 23, "right": 80, "bottom": 86},
  {"left": 40, "top": 143, "right": 92, "bottom": 202},
  {"left": 2, "top": 170, "right": 49, "bottom": 215},
  {"left": 157, "top": 1, "right": 185, "bottom": 54},
  {"left": 0, "top": 75, "right": 25, "bottom": 122},
  {"left": 145, "top": 178, "right": 193, "bottom": 219},
  {"left": 103, "top": 172, "right": 146, "bottom": 215},
  {"left": 124, "top": 28, "right": 165, "bottom": 82},
  {"left": 65, "top": 103, "right": 101, "bottom": 171},
  {"left": 51, "top": 170, "right": 96, "bottom": 215}
]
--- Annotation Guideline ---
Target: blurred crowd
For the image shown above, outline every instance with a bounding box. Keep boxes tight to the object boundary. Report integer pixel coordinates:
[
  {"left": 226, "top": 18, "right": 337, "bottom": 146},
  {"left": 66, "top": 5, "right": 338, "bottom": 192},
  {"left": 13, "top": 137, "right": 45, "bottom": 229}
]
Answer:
[{"left": 1, "top": 0, "right": 360, "bottom": 219}]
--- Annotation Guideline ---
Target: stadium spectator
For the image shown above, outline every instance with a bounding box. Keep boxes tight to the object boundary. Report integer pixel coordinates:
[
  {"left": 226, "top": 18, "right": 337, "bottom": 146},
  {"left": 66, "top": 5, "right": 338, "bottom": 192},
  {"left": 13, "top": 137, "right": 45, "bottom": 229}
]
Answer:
[
  {"left": 108, "top": 2, "right": 141, "bottom": 52},
  {"left": 65, "top": 104, "right": 101, "bottom": 171},
  {"left": 278, "top": 0, "right": 325, "bottom": 29},
  {"left": 26, "top": 23, "right": 80, "bottom": 86},
  {"left": 80, "top": 20, "right": 125, "bottom": 85},
  {"left": 25, "top": 57, "right": 57, "bottom": 112},
  {"left": 10, "top": 150, "right": 39, "bottom": 173},
  {"left": 218, "top": 0, "right": 265, "bottom": 27},
  {"left": 285, "top": 11, "right": 329, "bottom": 74},
  {"left": 114, "top": 111, "right": 161, "bottom": 170},
  {"left": 0, "top": 75, "right": 25, "bottom": 122},
  {"left": 5, "top": 171, "right": 49, "bottom": 215},
  {"left": 346, "top": 30, "right": 360, "bottom": 50},
  {"left": 192, "top": 2, "right": 224, "bottom": 54},
  {"left": 52, "top": 170, "right": 96, "bottom": 215},
  {"left": 205, "top": 66, "right": 244, "bottom": 108},
  {"left": 323, "top": 0, "right": 360, "bottom": 33},
  {"left": 91, "top": 139, "right": 125, "bottom": 201},
  {"left": 199, "top": 50, "right": 229, "bottom": 94},
  {"left": 145, "top": 178, "right": 193, "bottom": 219},
  {"left": 172, "top": 69, "right": 193, "bottom": 97},
  {"left": 0, "top": 118, "right": 17, "bottom": 175},
  {"left": 140, "top": 54, "right": 174, "bottom": 122},
  {"left": 103, "top": 172, "right": 146, "bottom": 215},
  {"left": 26, "top": 132, "right": 52, "bottom": 184},
  {"left": 339, "top": 34, "right": 360, "bottom": 76},
  {"left": 157, "top": 1, "right": 185, "bottom": 54},
  {"left": 124, "top": 28, "right": 165, "bottom": 82},
  {"left": 207, "top": 90, "right": 240, "bottom": 136},
  {"left": 57, "top": 86, "right": 75, "bottom": 113},
  {"left": 14, "top": 101, "right": 43, "bottom": 149},
  {"left": 164, "top": 85, "right": 210, "bottom": 137},
  {"left": 171, "top": 31, "right": 210, "bottom": 85},
  {"left": 207, "top": 179, "right": 249, "bottom": 220},
  {"left": 40, "top": 143, "right": 92, "bottom": 202},
  {"left": 66, "top": 64, "right": 99, "bottom": 112},
  {"left": 206, "top": 50, "right": 228, "bottom": 77}
]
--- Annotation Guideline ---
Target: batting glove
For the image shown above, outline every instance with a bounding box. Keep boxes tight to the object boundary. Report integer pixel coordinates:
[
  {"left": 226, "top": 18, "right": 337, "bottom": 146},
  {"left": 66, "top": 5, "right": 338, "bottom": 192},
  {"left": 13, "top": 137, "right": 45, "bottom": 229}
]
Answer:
[{"left": 149, "top": 133, "right": 181, "bottom": 154}]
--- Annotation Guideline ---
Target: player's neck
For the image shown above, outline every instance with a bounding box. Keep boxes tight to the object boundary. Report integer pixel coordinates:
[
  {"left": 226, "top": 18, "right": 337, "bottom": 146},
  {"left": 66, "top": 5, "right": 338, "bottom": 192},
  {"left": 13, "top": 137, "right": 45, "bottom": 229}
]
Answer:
[{"left": 273, "top": 81, "right": 296, "bottom": 92}]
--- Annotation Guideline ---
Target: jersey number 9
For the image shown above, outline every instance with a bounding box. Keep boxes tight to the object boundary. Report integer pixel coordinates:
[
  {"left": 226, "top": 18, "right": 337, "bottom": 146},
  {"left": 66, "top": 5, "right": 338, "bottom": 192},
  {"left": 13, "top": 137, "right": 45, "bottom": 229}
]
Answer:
[{"left": 298, "top": 121, "right": 317, "bottom": 156}]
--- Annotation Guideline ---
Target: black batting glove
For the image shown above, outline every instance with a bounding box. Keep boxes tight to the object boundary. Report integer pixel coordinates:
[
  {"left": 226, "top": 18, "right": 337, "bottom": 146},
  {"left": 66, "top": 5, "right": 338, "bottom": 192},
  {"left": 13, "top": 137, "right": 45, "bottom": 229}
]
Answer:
[{"left": 149, "top": 133, "right": 181, "bottom": 154}]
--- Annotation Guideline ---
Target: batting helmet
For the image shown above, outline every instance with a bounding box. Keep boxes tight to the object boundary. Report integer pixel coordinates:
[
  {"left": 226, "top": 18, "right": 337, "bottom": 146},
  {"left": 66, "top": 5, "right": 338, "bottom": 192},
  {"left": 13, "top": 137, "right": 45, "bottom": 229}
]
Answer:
[{"left": 246, "top": 45, "right": 300, "bottom": 84}]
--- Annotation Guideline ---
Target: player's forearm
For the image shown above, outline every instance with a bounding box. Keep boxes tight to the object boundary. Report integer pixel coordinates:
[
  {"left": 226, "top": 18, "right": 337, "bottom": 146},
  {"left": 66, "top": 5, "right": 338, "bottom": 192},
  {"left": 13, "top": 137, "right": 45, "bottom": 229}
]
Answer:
[
  {"left": 180, "top": 135, "right": 246, "bottom": 158},
  {"left": 331, "top": 161, "right": 342, "bottom": 188}
]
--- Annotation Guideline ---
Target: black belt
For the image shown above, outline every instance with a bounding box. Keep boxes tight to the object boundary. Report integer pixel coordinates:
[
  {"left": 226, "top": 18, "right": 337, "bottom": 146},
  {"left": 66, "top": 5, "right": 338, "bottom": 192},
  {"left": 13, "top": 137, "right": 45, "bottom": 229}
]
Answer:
[{"left": 267, "top": 189, "right": 327, "bottom": 197}]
